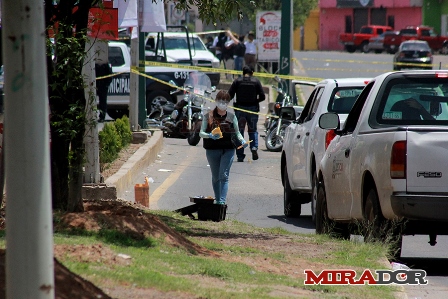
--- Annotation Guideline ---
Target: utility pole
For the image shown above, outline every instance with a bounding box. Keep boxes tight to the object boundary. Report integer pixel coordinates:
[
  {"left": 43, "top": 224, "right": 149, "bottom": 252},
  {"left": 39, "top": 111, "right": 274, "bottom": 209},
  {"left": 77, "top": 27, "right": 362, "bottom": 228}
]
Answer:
[
  {"left": 129, "top": 0, "right": 147, "bottom": 131},
  {"left": 83, "top": 37, "right": 100, "bottom": 183},
  {"left": 3, "top": 0, "right": 54, "bottom": 298},
  {"left": 138, "top": 30, "right": 146, "bottom": 129},
  {"left": 129, "top": 30, "right": 140, "bottom": 131},
  {"left": 279, "top": 0, "right": 293, "bottom": 99}
]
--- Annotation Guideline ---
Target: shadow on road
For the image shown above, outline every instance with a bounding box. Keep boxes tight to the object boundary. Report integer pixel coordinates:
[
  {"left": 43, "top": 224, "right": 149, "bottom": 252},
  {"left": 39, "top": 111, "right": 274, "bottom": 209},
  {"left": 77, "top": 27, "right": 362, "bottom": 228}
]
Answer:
[
  {"left": 267, "top": 215, "right": 315, "bottom": 230},
  {"left": 398, "top": 257, "right": 448, "bottom": 276}
]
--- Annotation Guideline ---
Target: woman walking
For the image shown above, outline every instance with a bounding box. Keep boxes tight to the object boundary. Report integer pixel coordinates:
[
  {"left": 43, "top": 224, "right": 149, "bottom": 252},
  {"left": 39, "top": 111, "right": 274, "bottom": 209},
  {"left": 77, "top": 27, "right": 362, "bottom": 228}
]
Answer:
[{"left": 199, "top": 90, "right": 248, "bottom": 205}]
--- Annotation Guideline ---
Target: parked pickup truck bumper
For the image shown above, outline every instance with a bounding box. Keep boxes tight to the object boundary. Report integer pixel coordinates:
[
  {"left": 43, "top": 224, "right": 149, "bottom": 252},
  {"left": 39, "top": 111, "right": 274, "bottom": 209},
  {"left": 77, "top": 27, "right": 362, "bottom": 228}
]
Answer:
[{"left": 391, "top": 193, "right": 448, "bottom": 221}]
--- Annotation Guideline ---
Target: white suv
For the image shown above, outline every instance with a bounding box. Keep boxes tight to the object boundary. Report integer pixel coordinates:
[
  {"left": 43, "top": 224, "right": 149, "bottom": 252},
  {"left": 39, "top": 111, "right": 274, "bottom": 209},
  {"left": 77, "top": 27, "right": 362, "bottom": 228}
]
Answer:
[{"left": 281, "top": 78, "right": 370, "bottom": 220}]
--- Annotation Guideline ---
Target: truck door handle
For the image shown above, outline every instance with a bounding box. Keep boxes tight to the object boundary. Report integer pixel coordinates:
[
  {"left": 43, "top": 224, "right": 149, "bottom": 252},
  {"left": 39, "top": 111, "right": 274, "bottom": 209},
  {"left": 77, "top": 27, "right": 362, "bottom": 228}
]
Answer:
[{"left": 345, "top": 149, "right": 350, "bottom": 158}]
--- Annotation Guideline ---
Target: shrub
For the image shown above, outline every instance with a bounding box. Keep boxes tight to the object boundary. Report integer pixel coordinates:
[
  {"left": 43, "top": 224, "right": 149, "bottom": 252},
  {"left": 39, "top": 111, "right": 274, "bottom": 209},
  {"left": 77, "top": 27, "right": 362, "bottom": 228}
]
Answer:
[
  {"left": 114, "top": 115, "right": 133, "bottom": 147},
  {"left": 99, "top": 122, "right": 121, "bottom": 164},
  {"left": 99, "top": 116, "right": 134, "bottom": 167}
]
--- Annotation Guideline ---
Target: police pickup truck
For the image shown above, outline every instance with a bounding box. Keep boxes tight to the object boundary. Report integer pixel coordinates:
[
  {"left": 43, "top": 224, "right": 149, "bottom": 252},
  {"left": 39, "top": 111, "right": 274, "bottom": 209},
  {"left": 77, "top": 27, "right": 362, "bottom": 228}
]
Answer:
[{"left": 106, "top": 37, "right": 219, "bottom": 119}]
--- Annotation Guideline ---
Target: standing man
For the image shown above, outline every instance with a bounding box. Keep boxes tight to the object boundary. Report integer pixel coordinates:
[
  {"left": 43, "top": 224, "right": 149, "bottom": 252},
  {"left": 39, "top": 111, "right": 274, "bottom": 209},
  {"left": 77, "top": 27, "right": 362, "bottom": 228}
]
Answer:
[
  {"left": 95, "top": 61, "right": 113, "bottom": 122},
  {"left": 212, "top": 29, "right": 227, "bottom": 64},
  {"left": 226, "top": 31, "right": 246, "bottom": 77},
  {"left": 244, "top": 31, "right": 257, "bottom": 70},
  {"left": 228, "top": 65, "right": 265, "bottom": 162}
]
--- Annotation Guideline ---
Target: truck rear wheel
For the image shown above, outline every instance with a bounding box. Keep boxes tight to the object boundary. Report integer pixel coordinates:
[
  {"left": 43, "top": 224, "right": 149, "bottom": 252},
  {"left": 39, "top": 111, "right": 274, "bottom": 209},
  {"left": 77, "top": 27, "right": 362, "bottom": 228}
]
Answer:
[
  {"left": 363, "top": 186, "right": 403, "bottom": 259},
  {"left": 345, "top": 45, "right": 356, "bottom": 53},
  {"left": 283, "top": 165, "right": 301, "bottom": 218},
  {"left": 315, "top": 182, "right": 349, "bottom": 239},
  {"left": 360, "top": 41, "right": 370, "bottom": 53}
]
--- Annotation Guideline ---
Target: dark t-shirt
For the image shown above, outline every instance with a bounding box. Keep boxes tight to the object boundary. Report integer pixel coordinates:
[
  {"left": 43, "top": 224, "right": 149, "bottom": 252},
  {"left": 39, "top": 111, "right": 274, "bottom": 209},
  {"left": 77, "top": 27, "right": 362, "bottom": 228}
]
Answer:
[{"left": 234, "top": 43, "right": 246, "bottom": 57}]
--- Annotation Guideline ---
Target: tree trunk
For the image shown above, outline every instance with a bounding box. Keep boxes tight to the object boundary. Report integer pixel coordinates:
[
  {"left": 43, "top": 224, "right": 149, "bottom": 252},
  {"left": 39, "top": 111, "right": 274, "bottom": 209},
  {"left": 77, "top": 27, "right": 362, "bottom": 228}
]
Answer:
[
  {"left": 50, "top": 132, "right": 70, "bottom": 211},
  {"left": 67, "top": 100, "right": 86, "bottom": 213}
]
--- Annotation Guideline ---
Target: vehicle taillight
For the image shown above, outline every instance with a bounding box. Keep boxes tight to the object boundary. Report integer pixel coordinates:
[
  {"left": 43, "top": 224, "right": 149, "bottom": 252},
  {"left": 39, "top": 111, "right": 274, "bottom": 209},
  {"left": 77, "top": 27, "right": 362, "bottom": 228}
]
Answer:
[
  {"left": 436, "top": 73, "right": 448, "bottom": 78},
  {"left": 325, "top": 130, "right": 337, "bottom": 150},
  {"left": 390, "top": 141, "right": 406, "bottom": 179}
]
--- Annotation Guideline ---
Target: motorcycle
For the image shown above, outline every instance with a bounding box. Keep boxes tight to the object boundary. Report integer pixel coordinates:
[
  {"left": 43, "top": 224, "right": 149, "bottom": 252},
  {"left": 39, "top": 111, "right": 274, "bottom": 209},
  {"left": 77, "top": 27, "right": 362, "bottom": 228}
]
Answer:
[
  {"left": 264, "top": 76, "right": 294, "bottom": 152},
  {"left": 148, "top": 73, "right": 215, "bottom": 146}
]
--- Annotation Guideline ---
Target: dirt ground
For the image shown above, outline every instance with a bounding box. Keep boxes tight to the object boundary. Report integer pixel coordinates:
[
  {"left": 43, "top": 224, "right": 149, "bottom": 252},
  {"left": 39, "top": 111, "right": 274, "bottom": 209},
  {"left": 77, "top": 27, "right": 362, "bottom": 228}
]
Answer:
[{"left": 0, "top": 142, "right": 392, "bottom": 298}]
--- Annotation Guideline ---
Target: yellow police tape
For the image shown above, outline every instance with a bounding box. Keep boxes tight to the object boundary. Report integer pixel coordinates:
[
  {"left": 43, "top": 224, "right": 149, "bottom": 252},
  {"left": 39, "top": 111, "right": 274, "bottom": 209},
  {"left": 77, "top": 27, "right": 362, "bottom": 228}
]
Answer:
[
  {"left": 129, "top": 66, "right": 280, "bottom": 118},
  {"left": 143, "top": 60, "right": 322, "bottom": 82}
]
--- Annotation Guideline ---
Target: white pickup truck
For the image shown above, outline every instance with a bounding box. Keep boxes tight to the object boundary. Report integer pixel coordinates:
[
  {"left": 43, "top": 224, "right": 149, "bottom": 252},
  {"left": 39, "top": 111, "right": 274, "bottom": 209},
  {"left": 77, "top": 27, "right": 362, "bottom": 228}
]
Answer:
[
  {"left": 317, "top": 70, "right": 448, "bottom": 257},
  {"left": 281, "top": 78, "right": 369, "bottom": 220},
  {"left": 106, "top": 39, "right": 219, "bottom": 120}
]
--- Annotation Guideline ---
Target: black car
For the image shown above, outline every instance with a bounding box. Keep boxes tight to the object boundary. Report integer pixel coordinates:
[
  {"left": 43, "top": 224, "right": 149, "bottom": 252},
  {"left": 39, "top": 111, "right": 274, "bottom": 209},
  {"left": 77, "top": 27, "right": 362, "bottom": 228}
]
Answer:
[{"left": 393, "top": 40, "right": 433, "bottom": 71}]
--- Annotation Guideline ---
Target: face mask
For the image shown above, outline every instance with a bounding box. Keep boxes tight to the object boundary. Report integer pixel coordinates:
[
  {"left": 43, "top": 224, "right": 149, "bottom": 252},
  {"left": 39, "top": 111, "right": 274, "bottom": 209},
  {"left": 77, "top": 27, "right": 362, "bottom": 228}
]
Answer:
[{"left": 216, "top": 101, "right": 228, "bottom": 111}]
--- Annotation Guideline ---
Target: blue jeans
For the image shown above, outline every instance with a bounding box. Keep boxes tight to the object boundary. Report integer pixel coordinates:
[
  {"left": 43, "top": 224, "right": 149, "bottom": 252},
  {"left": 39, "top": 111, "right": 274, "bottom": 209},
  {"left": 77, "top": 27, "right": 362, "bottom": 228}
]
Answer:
[
  {"left": 235, "top": 107, "right": 259, "bottom": 160},
  {"left": 206, "top": 149, "right": 235, "bottom": 204},
  {"left": 234, "top": 56, "right": 244, "bottom": 77}
]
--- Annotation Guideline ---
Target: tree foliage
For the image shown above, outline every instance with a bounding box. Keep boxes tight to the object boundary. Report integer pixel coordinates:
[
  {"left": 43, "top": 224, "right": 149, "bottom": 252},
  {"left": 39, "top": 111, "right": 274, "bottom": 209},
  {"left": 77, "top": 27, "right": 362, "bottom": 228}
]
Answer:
[
  {"left": 173, "top": 0, "right": 245, "bottom": 26},
  {"left": 238, "top": 0, "right": 319, "bottom": 30}
]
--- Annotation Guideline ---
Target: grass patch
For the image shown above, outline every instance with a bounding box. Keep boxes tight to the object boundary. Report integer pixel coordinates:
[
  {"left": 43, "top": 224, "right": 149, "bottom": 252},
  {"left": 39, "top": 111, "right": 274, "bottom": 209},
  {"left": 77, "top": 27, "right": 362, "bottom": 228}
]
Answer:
[{"left": 0, "top": 208, "right": 401, "bottom": 298}]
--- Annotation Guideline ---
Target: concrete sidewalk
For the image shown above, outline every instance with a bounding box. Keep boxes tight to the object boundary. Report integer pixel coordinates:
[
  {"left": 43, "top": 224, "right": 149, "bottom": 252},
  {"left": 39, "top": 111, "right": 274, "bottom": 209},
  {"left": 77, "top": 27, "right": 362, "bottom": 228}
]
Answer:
[{"left": 82, "top": 130, "right": 164, "bottom": 200}]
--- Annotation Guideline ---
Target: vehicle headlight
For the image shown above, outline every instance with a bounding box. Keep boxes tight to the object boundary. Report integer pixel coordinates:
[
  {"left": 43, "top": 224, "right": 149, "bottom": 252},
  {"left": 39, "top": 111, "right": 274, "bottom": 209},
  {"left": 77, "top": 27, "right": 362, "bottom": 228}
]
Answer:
[
  {"left": 212, "top": 61, "right": 220, "bottom": 68},
  {"left": 170, "top": 110, "right": 178, "bottom": 119},
  {"left": 193, "top": 96, "right": 205, "bottom": 106}
]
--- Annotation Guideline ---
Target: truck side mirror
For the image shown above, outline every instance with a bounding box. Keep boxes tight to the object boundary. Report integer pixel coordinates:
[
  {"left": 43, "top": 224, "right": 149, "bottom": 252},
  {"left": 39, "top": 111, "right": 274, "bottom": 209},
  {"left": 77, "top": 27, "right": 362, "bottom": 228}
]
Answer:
[
  {"left": 279, "top": 107, "right": 296, "bottom": 121},
  {"left": 319, "top": 112, "right": 340, "bottom": 130}
]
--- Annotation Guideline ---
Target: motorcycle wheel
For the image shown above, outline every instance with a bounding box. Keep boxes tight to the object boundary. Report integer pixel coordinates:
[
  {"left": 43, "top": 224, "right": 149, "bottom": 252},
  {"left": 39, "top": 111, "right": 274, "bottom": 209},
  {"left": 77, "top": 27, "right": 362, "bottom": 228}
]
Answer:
[
  {"left": 187, "top": 121, "right": 202, "bottom": 146},
  {"left": 265, "top": 124, "right": 287, "bottom": 152}
]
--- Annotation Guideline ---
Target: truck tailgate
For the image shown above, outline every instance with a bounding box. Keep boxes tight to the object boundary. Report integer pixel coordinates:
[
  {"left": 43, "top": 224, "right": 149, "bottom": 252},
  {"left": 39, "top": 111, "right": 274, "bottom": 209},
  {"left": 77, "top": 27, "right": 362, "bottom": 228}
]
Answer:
[{"left": 406, "top": 130, "right": 448, "bottom": 192}]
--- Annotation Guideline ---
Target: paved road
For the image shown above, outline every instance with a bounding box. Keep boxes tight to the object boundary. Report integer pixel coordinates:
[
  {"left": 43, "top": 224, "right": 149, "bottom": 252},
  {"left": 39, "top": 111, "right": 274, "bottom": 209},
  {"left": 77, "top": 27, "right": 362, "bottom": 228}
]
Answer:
[{"left": 122, "top": 50, "right": 448, "bottom": 298}]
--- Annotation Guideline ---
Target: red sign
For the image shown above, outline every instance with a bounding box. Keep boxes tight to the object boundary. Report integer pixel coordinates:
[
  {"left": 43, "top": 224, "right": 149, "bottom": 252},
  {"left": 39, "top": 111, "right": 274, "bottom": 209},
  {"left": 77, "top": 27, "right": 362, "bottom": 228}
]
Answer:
[
  {"left": 88, "top": 8, "right": 118, "bottom": 40},
  {"left": 263, "top": 30, "right": 279, "bottom": 38},
  {"left": 49, "top": 6, "right": 118, "bottom": 41},
  {"left": 263, "top": 43, "right": 279, "bottom": 49}
]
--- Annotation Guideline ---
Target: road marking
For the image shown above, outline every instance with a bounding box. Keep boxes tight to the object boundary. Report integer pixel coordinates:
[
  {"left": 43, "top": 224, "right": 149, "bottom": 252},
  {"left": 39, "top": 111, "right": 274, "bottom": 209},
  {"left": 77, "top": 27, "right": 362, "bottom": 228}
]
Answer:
[{"left": 149, "top": 146, "right": 195, "bottom": 209}]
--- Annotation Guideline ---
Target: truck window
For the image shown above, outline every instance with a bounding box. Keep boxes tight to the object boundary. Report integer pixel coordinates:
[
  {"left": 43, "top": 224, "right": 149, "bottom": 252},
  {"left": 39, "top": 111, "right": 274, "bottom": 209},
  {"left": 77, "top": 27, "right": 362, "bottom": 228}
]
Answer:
[
  {"left": 421, "top": 29, "right": 430, "bottom": 37},
  {"left": 343, "top": 82, "right": 374, "bottom": 134},
  {"left": 360, "top": 27, "right": 373, "bottom": 34},
  {"left": 306, "top": 88, "right": 324, "bottom": 121},
  {"left": 108, "top": 46, "right": 125, "bottom": 67},
  {"left": 328, "top": 87, "right": 364, "bottom": 114},
  {"left": 377, "top": 77, "right": 448, "bottom": 125}
]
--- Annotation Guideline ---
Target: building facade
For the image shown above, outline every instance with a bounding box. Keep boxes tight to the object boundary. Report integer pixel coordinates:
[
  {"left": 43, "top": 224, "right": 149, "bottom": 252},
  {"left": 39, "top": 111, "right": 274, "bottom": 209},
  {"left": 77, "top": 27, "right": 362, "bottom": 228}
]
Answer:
[{"left": 319, "top": 0, "right": 423, "bottom": 50}]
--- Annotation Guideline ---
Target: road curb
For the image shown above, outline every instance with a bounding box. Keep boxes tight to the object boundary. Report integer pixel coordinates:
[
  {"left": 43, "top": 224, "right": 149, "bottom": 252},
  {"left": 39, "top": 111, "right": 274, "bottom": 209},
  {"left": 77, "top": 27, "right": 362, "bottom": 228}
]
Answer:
[
  {"left": 106, "top": 130, "right": 164, "bottom": 199},
  {"left": 82, "top": 130, "right": 164, "bottom": 200}
]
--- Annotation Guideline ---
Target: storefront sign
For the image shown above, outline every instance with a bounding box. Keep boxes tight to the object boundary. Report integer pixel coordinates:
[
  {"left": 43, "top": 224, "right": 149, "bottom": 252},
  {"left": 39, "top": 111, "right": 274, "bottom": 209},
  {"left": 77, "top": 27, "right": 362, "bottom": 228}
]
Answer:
[
  {"left": 337, "top": 0, "right": 374, "bottom": 7},
  {"left": 256, "top": 11, "right": 281, "bottom": 62}
]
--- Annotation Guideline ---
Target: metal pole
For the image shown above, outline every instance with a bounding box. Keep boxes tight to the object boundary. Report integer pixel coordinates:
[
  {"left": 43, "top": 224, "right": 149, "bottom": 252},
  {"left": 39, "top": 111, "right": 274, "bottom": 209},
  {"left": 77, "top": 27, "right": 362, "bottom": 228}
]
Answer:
[
  {"left": 3, "top": 0, "right": 54, "bottom": 298},
  {"left": 83, "top": 37, "right": 100, "bottom": 183},
  {"left": 280, "top": 0, "right": 293, "bottom": 100},
  {"left": 130, "top": 31, "right": 140, "bottom": 131},
  {"left": 138, "top": 31, "right": 146, "bottom": 128}
]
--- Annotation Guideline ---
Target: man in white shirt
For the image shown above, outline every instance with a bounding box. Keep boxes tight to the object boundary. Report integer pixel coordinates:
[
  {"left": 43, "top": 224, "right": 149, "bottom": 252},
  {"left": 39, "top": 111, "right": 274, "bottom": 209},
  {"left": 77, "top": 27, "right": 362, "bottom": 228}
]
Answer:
[{"left": 244, "top": 31, "right": 257, "bottom": 70}]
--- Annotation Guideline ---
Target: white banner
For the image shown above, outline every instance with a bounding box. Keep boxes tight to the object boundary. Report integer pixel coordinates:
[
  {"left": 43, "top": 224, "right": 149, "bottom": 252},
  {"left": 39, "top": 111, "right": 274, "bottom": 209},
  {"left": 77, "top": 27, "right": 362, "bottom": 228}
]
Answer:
[
  {"left": 256, "top": 11, "right": 281, "bottom": 62},
  {"left": 141, "top": 0, "right": 167, "bottom": 32},
  {"left": 118, "top": 0, "right": 138, "bottom": 28}
]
